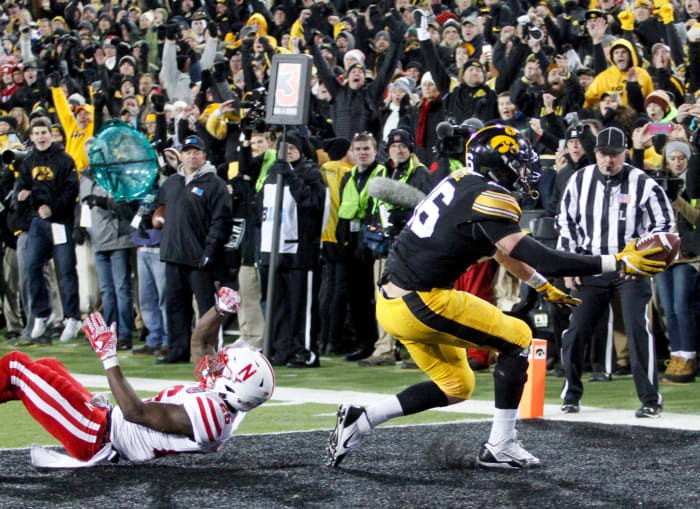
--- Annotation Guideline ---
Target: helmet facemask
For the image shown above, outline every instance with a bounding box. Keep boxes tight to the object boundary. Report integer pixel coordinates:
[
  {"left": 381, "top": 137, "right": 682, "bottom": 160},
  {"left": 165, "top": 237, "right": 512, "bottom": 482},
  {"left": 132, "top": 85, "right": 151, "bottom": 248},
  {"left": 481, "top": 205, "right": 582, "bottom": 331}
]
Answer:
[{"left": 196, "top": 347, "right": 275, "bottom": 412}]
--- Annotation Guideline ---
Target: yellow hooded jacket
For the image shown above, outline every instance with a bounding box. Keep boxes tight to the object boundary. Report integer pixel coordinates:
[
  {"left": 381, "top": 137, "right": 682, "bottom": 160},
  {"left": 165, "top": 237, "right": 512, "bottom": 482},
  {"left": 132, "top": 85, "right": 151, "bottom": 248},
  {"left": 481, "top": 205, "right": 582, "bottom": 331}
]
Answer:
[
  {"left": 52, "top": 87, "right": 94, "bottom": 175},
  {"left": 584, "top": 39, "right": 653, "bottom": 108}
]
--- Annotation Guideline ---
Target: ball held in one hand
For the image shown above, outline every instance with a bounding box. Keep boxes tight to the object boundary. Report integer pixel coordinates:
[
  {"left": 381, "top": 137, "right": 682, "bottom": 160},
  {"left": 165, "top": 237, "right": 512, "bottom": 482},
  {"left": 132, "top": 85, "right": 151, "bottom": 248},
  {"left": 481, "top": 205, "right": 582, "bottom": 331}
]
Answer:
[{"left": 635, "top": 232, "right": 680, "bottom": 265}]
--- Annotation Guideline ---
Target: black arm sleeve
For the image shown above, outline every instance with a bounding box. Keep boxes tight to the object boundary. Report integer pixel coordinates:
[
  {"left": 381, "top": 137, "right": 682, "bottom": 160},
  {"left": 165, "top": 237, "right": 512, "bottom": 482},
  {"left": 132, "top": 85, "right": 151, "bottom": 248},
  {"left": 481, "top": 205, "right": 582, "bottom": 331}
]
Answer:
[{"left": 509, "top": 234, "right": 603, "bottom": 277}]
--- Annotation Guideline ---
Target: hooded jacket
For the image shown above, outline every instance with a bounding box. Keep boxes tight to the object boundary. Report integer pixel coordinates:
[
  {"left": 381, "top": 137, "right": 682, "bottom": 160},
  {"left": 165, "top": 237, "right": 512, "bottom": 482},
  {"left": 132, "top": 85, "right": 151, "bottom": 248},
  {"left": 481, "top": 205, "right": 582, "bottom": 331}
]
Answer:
[
  {"left": 584, "top": 39, "right": 653, "bottom": 108},
  {"left": 16, "top": 142, "right": 78, "bottom": 225},
  {"left": 156, "top": 161, "right": 233, "bottom": 267}
]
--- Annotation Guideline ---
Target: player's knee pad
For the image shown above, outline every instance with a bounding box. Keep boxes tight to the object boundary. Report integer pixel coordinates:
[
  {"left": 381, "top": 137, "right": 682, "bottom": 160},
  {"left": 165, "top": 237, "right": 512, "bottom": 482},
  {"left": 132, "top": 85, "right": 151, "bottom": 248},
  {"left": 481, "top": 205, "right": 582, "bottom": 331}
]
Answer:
[{"left": 493, "top": 350, "right": 529, "bottom": 386}]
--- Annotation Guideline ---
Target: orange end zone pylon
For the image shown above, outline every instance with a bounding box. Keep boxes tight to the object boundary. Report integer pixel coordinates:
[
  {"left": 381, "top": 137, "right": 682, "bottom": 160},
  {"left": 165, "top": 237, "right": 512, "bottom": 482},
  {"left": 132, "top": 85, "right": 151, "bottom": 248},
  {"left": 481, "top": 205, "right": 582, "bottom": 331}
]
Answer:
[{"left": 520, "top": 339, "right": 547, "bottom": 419}]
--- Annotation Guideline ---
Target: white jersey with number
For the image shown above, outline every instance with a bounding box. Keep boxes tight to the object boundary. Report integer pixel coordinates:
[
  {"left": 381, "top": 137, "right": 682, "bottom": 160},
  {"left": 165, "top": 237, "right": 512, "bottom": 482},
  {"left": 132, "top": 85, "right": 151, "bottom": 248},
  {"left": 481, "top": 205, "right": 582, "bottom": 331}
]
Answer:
[{"left": 110, "top": 383, "right": 244, "bottom": 462}]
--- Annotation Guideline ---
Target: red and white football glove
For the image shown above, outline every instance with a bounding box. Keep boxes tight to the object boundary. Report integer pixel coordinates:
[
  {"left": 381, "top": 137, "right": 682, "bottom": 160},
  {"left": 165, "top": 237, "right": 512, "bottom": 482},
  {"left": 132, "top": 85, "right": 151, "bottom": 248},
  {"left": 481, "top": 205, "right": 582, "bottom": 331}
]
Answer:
[
  {"left": 217, "top": 286, "right": 242, "bottom": 315},
  {"left": 83, "top": 312, "right": 119, "bottom": 370}
]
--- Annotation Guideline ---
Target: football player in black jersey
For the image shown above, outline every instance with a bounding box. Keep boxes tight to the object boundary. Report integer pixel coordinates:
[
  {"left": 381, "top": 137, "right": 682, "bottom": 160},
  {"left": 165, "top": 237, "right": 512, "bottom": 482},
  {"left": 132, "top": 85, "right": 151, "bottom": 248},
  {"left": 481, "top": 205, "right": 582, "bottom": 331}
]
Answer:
[{"left": 327, "top": 125, "right": 666, "bottom": 469}]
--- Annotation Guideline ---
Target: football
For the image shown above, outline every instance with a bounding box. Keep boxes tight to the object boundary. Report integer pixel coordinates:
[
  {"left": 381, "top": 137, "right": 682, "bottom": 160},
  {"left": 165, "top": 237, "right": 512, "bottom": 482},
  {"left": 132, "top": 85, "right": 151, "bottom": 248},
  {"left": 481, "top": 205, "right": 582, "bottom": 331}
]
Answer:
[
  {"left": 152, "top": 206, "right": 165, "bottom": 229},
  {"left": 635, "top": 232, "right": 680, "bottom": 265}
]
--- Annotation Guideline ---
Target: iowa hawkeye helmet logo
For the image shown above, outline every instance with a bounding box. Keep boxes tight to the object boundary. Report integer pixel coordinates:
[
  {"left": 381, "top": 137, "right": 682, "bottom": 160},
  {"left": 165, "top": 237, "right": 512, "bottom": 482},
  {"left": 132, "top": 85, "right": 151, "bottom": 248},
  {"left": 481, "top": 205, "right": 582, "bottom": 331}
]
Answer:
[{"left": 490, "top": 127, "right": 520, "bottom": 155}]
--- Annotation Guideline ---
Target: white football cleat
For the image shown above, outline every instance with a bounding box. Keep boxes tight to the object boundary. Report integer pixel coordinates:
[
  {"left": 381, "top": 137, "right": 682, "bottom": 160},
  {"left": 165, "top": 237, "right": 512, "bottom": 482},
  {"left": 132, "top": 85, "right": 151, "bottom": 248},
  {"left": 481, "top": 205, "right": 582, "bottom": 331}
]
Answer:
[
  {"left": 477, "top": 431, "right": 542, "bottom": 469},
  {"left": 60, "top": 318, "right": 82, "bottom": 343},
  {"left": 327, "top": 404, "right": 372, "bottom": 467}
]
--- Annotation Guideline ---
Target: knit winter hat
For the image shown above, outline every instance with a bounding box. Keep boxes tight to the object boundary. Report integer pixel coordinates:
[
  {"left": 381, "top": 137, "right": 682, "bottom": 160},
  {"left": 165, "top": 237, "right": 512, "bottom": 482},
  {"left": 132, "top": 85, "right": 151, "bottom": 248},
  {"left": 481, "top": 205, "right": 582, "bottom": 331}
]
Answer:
[
  {"left": 665, "top": 141, "right": 690, "bottom": 160},
  {"left": 644, "top": 90, "right": 671, "bottom": 115}
]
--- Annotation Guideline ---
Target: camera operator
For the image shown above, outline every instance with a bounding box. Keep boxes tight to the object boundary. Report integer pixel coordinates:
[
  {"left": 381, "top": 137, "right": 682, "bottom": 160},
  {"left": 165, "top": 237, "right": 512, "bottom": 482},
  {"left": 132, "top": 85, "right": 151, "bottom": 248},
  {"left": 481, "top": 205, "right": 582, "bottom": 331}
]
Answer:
[
  {"left": 430, "top": 117, "right": 483, "bottom": 183},
  {"left": 654, "top": 140, "right": 700, "bottom": 383}
]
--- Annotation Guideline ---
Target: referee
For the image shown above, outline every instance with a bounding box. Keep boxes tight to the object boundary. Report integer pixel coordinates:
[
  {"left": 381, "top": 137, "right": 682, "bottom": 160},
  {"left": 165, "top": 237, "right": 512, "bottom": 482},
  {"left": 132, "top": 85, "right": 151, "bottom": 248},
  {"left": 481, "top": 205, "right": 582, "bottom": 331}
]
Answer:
[{"left": 557, "top": 127, "right": 675, "bottom": 418}]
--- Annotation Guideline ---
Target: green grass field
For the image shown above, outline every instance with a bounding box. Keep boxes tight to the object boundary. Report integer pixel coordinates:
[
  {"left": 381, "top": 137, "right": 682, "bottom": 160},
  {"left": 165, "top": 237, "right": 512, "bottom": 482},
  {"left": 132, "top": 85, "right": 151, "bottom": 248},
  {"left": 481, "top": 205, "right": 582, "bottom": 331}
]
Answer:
[{"left": 1, "top": 335, "right": 698, "bottom": 450}]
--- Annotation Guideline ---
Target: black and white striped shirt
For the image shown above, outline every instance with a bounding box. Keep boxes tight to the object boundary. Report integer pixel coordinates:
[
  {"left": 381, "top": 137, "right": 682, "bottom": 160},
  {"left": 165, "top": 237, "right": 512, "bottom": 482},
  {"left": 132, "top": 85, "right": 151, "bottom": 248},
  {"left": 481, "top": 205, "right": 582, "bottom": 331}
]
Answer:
[{"left": 557, "top": 163, "right": 675, "bottom": 255}]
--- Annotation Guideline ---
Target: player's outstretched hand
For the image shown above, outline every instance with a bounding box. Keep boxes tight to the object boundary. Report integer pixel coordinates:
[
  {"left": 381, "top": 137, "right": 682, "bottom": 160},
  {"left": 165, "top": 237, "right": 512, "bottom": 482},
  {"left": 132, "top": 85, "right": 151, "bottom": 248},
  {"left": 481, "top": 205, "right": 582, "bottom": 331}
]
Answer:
[
  {"left": 615, "top": 240, "right": 666, "bottom": 276},
  {"left": 535, "top": 282, "right": 581, "bottom": 308},
  {"left": 217, "top": 286, "right": 242, "bottom": 314},
  {"left": 83, "top": 312, "right": 119, "bottom": 369}
]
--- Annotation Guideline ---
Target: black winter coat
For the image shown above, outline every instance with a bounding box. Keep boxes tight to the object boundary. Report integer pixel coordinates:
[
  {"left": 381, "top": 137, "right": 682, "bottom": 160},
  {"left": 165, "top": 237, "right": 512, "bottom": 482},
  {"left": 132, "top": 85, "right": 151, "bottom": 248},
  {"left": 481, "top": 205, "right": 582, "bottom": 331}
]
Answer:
[
  {"left": 16, "top": 143, "right": 78, "bottom": 225},
  {"left": 258, "top": 157, "right": 326, "bottom": 270},
  {"left": 156, "top": 163, "right": 233, "bottom": 268}
]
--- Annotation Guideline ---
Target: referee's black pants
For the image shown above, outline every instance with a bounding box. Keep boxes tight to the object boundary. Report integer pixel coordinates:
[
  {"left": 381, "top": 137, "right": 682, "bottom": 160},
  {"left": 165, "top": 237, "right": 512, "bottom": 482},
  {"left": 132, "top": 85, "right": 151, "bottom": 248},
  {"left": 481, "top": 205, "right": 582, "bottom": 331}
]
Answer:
[{"left": 561, "top": 273, "right": 660, "bottom": 406}]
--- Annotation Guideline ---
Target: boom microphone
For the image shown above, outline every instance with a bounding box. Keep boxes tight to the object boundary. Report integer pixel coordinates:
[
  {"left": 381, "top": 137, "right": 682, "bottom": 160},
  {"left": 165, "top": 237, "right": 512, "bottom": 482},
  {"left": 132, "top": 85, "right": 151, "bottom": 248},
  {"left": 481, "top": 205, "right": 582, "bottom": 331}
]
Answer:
[{"left": 368, "top": 177, "right": 426, "bottom": 209}]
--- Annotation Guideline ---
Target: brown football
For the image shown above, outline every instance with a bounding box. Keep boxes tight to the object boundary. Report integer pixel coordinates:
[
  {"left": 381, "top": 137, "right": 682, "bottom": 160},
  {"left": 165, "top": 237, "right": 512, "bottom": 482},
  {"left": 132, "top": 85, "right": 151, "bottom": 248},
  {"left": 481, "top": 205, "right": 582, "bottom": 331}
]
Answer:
[
  {"left": 152, "top": 205, "right": 165, "bottom": 229},
  {"left": 635, "top": 232, "right": 680, "bottom": 264}
]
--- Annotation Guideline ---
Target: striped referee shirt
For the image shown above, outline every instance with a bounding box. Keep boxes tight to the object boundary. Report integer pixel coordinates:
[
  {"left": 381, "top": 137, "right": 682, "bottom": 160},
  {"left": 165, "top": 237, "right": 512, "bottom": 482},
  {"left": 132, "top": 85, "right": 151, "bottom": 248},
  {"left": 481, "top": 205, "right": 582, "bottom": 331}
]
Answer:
[{"left": 557, "top": 163, "right": 675, "bottom": 255}]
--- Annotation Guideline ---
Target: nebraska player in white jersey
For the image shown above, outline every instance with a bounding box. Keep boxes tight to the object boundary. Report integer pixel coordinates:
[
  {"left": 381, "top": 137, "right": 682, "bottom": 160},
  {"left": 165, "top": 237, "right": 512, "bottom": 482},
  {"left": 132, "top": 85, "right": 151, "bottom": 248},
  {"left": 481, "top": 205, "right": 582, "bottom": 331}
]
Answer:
[{"left": 0, "top": 287, "right": 275, "bottom": 467}]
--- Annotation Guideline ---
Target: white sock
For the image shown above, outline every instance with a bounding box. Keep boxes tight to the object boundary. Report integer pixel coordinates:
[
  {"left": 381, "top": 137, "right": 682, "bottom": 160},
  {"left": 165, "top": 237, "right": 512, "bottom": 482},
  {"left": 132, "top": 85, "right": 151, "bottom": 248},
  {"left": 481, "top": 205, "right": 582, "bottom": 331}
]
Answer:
[
  {"left": 365, "top": 396, "right": 404, "bottom": 428},
  {"left": 488, "top": 408, "right": 518, "bottom": 445},
  {"left": 679, "top": 351, "right": 697, "bottom": 361}
]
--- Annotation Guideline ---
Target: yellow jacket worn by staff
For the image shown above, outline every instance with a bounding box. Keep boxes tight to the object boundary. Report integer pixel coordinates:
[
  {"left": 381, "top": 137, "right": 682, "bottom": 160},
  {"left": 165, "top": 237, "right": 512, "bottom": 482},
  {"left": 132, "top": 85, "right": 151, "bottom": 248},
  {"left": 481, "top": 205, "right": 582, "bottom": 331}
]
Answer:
[
  {"left": 320, "top": 160, "right": 352, "bottom": 244},
  {"left": 584, "top": 39, "right": 653, "bottom": 108},
  {"left": 52, "top": 87, "right": 94, "bottom": 176}
]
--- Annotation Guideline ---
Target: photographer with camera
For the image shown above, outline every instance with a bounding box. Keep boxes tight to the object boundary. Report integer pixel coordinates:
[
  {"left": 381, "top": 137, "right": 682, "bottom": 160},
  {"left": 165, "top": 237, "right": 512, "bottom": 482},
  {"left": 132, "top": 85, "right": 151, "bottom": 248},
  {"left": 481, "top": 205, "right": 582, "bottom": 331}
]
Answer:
[{"left": 430, "top": 117, "right": 483, "bottom": 182}]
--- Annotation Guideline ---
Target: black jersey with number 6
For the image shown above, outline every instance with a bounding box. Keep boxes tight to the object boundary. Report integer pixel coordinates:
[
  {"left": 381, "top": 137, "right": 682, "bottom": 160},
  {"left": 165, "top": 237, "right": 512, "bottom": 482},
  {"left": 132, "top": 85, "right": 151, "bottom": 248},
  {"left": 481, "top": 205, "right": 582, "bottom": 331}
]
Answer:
[{"left": 383, "top": 169, "right": 525, "bottom": 291}]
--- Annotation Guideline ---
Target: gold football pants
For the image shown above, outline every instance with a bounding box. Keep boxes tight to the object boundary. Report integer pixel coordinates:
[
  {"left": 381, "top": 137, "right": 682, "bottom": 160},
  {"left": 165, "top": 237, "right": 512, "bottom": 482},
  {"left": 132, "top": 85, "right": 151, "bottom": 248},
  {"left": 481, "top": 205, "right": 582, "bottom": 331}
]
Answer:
[{"left": 376, "top": 286, "right": 532, "bottom": 399}]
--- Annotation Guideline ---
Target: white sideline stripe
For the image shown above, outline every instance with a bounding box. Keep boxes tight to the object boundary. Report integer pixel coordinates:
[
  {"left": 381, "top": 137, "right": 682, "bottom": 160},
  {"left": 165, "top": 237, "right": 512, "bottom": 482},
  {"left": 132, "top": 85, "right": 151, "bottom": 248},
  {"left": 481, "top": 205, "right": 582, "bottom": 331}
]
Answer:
[{"left": 71, "top": 374, "right": 700, "bottom": 431}]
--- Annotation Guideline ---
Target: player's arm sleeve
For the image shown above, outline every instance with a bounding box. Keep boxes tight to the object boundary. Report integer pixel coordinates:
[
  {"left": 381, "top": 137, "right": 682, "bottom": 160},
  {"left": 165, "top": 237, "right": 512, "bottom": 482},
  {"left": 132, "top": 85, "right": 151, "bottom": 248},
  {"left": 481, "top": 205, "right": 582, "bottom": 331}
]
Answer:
[
  {"left": 509, "top": 234, "right": 604, "bottom": 277},
  {"left": 477, "top": 219, "right": 605, "bottom": 277}
]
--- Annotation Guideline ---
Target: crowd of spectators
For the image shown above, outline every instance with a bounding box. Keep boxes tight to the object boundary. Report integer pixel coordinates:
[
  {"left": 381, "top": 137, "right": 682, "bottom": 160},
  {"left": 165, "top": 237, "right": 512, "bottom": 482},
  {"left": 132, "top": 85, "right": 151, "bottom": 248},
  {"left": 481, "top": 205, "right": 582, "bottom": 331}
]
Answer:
[{"left": 0, "top": 0, "right": 698, "bottom": 383}]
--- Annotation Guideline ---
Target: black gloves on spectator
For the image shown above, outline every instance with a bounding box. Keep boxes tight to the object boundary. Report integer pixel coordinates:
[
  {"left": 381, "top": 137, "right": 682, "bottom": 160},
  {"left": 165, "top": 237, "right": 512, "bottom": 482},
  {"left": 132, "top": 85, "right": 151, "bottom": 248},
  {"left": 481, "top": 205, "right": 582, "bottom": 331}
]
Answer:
[
  {"left": 48, "top": 71, "right": 61, "bottom": 88},
  {"left": 151, "top": 93, "right": 165, "bottom": 113},
  {"left": 259, "top": 36, "right": 273, "bottom": 53},
  {"left": 389, "top": 20, "right": 408, "bottom": 44},
  {"left": 207, "top": 21, "right": 218, "bottom": 39},
  {"left": 83, "top": 45, "right": 95, "bottom": 59},
  {"left": 72, "top": 227, "right": 89, "bottom": 245},
  {"left": 199, "top": 254, "right": 215, "bottom": 271},
  {"left": 240, "top": 117, "right": 254, "bottom": 140},
  {"left": 201, "top": 70, "right": 213, "bottom": 92},
  {"left": 157, "top": 24, "right": 166, "bottom": 40},
  {"left": 83, "top": 195, "right": 110, "bottom": 209},
  {"left": 270, "top": 159, "right": 293, "bottom": 178},
  {"left": 93, "top": 92, "right": 106, "bottom": 110},
  {"left": 137, "top": 213, "right": 152, "bottom": 236},
  {"left": 166, "top": 23, "right": 179, "bottom": 41},
  {"left": 666, "top": 179, "right": 683, "bottom": 201}
]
